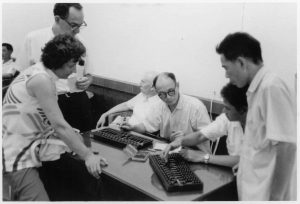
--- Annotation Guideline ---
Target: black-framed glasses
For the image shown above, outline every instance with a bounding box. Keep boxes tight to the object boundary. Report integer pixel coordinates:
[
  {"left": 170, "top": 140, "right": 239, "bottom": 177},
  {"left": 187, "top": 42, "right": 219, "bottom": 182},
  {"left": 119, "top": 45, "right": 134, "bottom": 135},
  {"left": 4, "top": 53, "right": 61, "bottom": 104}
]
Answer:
[
  {"left": 157, "top": 88, "right": 176, "bottom": 99},
  {"left": 61, "top": 17, "right": 87, "bottom": 31}
]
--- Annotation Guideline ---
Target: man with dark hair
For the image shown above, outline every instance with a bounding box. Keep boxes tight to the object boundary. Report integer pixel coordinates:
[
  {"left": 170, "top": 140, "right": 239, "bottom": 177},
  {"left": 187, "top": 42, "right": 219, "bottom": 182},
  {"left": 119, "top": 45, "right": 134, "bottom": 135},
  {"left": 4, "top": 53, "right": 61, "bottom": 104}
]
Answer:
[
  {"left": 216, "top": 32, "right": 296, "bottom": 200},
  {"left": 16, "top": 3, "right": 102, "bottom": 201},
  {"left": 17, "top": 3, "right": 92, "bottom": 133},
  {"left": 123, "top": 72, "right": 212, "bottom": 154},
  {"left": 162, "top": 83, "right": 248, "bottom": 168},
  {"left": 2, "top": 43, "right": 19, "bottom": 77},
  {"left": 3, "top": 34, "right": 107, "bottom": 201}
]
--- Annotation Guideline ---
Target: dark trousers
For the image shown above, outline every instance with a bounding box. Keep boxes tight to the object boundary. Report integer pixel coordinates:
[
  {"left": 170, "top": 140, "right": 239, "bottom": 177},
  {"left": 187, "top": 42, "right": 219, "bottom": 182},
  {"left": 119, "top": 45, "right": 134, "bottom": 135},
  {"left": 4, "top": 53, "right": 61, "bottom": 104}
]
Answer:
[
  {"left": 58, "top": 91, "right": 93, "bottom": 132},
  {"left": 38, "top": 153, "right": 103, "bottom": 201}
]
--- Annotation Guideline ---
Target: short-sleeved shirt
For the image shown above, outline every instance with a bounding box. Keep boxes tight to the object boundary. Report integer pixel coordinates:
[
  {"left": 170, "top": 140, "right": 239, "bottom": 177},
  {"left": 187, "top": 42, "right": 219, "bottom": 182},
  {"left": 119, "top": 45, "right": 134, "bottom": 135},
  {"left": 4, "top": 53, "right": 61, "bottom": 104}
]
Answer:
[
  {"left": 3, "top": 59, "right": 19, "bottom": 75},
  {"left": 143, "top": 94, "right": 211, "bottom": 153},
  {"left": 237, "top": 67, "right": 296, "bottom": 200},
  {"left": 16, "top": 27, "right": 89, "bottom": 94},
  {"left": 201, "top": 113, "right": 243, "bottom": 156},
  {"left": 125, "top": 93, "right": 162, "bottom": 126}
]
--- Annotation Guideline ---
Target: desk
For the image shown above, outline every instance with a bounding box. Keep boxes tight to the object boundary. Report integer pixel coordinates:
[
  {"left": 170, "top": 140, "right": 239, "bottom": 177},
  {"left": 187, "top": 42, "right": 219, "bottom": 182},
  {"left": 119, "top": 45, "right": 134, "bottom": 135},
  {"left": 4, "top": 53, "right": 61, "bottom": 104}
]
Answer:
[{"left": 89, "top": 128, "right": 237, "bottom": 201}]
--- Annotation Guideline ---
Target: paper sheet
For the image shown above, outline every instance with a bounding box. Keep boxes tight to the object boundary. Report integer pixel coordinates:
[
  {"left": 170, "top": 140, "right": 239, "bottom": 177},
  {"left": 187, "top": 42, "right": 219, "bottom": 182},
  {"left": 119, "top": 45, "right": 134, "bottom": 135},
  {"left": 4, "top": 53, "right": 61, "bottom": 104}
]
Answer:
[{"left": 153, "top": 142, "right": 182, "bottom": 153}]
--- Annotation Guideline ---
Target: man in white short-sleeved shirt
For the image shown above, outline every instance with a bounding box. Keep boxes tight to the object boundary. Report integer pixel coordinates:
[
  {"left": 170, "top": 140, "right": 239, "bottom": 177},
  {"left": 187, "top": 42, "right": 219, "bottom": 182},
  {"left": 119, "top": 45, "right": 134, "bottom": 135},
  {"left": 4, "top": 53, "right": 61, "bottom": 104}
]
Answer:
[
  {"left": 201, "top": 113, "right": 242, "bottom": 156},
  {"left": 123, "top": 72, "right": 211, "bottom": 154},
  {"left": 216, "top": 32, "right": 296, "bottom": 200},
  {"left": 96, "top": 71, "right": 161, "bottom": 127},
  {"left": 17, "top": 3, "right": 93, "bottom": 132}
]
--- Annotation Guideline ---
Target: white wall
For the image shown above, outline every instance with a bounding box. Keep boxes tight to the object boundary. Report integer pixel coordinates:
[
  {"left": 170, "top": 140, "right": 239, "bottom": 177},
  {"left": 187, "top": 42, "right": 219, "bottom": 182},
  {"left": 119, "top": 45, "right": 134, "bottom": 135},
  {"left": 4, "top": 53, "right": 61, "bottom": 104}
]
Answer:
[
  {"left": 2, "top": 2, "right": 297, "bottom": 100},
  {"left": 2, "top": 3, "right": 53, "bottom": 57}
]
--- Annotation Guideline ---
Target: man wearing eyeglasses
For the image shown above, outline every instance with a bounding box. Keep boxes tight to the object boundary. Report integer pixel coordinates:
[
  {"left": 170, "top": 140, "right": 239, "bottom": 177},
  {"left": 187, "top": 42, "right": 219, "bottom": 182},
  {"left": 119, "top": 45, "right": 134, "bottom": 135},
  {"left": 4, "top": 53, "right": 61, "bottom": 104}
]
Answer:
[
  {"left": 16, "top": 3, "right": 100, "bottom": 201},
  {"left": 123, "top": 72, "right": 211, "bottom": 154},
  {"left": 17, "top": 3, "right": 93, "bottom": 132}
]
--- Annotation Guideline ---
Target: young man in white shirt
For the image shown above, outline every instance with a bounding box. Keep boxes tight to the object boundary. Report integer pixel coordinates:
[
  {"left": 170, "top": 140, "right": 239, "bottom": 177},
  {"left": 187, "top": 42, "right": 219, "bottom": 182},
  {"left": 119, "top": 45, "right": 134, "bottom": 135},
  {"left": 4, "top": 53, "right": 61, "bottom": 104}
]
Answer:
[{"left": 216, "top": 32, "right": 296, "bottom": 201}]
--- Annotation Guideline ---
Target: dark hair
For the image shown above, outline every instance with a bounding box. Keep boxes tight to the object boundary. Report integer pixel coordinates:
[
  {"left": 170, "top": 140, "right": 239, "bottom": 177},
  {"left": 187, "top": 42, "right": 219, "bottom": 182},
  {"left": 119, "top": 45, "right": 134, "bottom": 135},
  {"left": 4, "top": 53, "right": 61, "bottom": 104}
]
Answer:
[
  {"left": 153, "top": 72, "right": 176, "bottom": 88},
  {"left": 216, "top": 32, "right": 263, "bottom": 65},
  {"left": 53, "top": 3, "right": 82, "bottom": 19},
  {"left": 2, "top": 43, "right": 13, "bottom": 52},
  {"left": 221, "top": 83, "right": 248, "bottom": 114},
  {"left": 41, "top": 34, "right": 86, "bottom": 70}
]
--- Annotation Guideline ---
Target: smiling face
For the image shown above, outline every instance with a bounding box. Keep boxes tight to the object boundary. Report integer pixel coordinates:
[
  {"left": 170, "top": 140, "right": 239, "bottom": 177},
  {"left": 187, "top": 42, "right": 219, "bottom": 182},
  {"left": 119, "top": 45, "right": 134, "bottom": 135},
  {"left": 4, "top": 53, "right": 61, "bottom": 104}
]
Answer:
[{"left": 220, "top": 54, "right": 249, "bottom": 88}]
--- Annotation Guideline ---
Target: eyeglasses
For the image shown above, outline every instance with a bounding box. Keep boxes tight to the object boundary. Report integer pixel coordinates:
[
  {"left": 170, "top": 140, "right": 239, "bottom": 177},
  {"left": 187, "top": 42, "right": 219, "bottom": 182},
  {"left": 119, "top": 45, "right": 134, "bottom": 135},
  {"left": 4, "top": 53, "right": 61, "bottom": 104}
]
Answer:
[
  {"left": 60, "top": 17, "right": 87, "bottom": 31},
  {"left": 157, "top": 88, "right": 176, "bottom": 99}
]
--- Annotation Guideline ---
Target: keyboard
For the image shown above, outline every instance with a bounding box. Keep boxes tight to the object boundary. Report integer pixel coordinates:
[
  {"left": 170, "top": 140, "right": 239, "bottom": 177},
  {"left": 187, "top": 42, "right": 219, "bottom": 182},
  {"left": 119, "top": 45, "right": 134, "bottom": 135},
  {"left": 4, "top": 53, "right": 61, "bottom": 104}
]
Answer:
[
  {"left": 91, "top": 128, "right": 153, "bottom": 150},
  {"left": 149, "top": 153, "right": 203, "bottom": 192}
]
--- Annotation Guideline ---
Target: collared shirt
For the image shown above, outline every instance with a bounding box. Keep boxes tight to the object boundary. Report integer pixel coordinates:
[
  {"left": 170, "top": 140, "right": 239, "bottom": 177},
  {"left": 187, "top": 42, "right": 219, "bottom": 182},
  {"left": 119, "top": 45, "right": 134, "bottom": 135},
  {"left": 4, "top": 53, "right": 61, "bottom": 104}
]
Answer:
[
  {"left": 201, "top": 113, "right": 243, "bottom": 156},
  {"left": 237, "top": 67, "right": 296, "bottom": 200},
  {"left": 2, "top": 62, "right": 67, "bottom": 172},
  {"left": 126, "top": 93, "right": 162, "bottom": 126},
  {"left": 2, "top": 59, "right": 19, "bottom": 75},
  {"left": 143, "top": 94, "right": 211, "bottom": 153},
  {"left": 16, "top": 27, "right": 89, "bottom": 94}
]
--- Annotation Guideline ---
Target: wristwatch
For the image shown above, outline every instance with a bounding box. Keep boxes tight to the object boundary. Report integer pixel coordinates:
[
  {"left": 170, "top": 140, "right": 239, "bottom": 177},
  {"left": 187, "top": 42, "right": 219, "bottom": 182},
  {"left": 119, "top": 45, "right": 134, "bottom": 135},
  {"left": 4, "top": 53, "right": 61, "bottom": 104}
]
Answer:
[{"left": 203, "top": 154, "right": 210, "bottom": 164}]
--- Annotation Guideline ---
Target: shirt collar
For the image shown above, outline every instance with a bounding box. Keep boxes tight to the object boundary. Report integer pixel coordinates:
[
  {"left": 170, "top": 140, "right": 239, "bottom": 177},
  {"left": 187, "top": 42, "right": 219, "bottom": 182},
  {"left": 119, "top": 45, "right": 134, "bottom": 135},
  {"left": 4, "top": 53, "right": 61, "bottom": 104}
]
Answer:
[
  {"left": 3, "top": 59, "right": 13, "bottom": 65},
  {"left": 175, "top": 94, "right": 184, "bottom": 110},
  {"left": 247, "top": 67, "right": 269, "bottom": 94}
]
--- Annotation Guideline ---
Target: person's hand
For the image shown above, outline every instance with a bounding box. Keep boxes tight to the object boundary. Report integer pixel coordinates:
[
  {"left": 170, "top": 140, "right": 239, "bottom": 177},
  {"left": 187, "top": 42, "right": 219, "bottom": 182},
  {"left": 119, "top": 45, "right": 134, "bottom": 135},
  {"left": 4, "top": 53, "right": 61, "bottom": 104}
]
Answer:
[
  {"left": 161, "top": 138, "right": 182, "bottom": 162},
  {"left": 85, "top": 153, "right": 108, "bottom": 179},
  {"left": 96, "top": 113, "right": 108, "bottom": 128},
  {"left": 120, "top": 121, "right": 134, "bottom": 131},
  {"left": 179, "top": 149, "right": 205, "bottom": 163},
  {"left": 76, "top": 75, "right": 92, "bottom": 90},
  {"left": 170, "top": 131, "right": 184, "bottom": 142}
]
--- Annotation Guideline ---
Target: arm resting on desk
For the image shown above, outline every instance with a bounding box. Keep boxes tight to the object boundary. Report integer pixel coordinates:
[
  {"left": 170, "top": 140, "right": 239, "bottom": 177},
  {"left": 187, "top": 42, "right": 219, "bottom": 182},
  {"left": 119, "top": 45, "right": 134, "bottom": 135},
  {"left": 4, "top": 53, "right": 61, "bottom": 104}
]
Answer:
[{"left": 97, "top": 102, "right": 132, "bottom": 128}]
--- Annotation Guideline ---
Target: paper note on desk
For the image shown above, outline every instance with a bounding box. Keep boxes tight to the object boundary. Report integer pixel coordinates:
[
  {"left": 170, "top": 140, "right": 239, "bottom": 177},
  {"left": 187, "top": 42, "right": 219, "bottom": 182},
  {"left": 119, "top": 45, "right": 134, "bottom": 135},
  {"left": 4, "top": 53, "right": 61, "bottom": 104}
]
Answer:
[
  {"left": 153, "top": 142, "right": 168, "bottom": 151},
  {"left": 153, "top": 142, "right": 182, "bottom": 153}
]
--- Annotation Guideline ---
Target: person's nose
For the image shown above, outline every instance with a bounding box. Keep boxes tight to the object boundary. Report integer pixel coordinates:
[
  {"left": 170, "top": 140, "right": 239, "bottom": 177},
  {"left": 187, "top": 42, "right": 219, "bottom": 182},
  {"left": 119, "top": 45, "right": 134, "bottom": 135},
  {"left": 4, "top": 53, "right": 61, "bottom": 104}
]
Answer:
[{"left": 225, "top": 71, "right": 229, "bottom": 78}]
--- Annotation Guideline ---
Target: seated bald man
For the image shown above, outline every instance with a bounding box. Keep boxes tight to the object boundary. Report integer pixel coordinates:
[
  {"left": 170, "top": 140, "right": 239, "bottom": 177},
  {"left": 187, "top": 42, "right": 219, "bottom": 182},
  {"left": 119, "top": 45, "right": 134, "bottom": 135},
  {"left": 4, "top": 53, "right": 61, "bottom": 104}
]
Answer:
[
  {"left": 123, "top": 72, "right": 211, "bottom": 154},
  {"left": 96, "top": 71, "right": 161, "bottom": 128}
]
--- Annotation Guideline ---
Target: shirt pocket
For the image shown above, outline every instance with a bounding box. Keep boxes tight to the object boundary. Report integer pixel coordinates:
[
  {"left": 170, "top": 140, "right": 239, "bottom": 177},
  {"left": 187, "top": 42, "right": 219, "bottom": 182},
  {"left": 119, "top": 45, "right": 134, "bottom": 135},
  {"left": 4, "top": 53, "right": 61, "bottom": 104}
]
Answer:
[{"left": 246, "top": 117, "right": 270, "bottom": 150}]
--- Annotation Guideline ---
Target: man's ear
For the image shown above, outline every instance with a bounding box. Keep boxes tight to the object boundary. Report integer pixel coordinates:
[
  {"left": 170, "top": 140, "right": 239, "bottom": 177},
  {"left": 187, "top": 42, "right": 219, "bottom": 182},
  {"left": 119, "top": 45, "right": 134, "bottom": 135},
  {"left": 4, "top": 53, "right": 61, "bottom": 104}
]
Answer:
[{"left": 237, "top": 56, "right": 247, "bottom": 71}]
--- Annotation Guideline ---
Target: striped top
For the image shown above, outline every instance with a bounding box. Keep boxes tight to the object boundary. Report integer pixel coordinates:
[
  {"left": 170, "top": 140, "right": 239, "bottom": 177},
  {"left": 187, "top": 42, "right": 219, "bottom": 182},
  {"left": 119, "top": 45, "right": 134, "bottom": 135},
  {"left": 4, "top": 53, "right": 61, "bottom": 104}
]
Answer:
[{"left": 2, "top": 62, "right": 66, "bottom": 172}]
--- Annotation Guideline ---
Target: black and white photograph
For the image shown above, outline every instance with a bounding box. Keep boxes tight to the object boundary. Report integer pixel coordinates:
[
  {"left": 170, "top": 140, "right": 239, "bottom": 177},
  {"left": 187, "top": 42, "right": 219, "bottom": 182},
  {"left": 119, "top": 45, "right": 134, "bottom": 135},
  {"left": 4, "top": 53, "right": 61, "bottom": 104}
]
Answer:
[{"left": 2, "top": 0, "right": 297, "bottom": 202}]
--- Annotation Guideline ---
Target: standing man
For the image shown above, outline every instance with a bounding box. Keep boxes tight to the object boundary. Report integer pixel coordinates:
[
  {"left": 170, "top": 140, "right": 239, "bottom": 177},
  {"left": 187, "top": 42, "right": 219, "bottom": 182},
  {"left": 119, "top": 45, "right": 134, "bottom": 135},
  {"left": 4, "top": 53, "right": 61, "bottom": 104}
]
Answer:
[
  {"left": 16, "top": 4, "right": 101, "bottom": 200},
  {"left": 17, "top": 3, "right": 93, "bottom": 132},
  {"left": 216, "top": 32, "right": 296, "bottom": 200}
]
